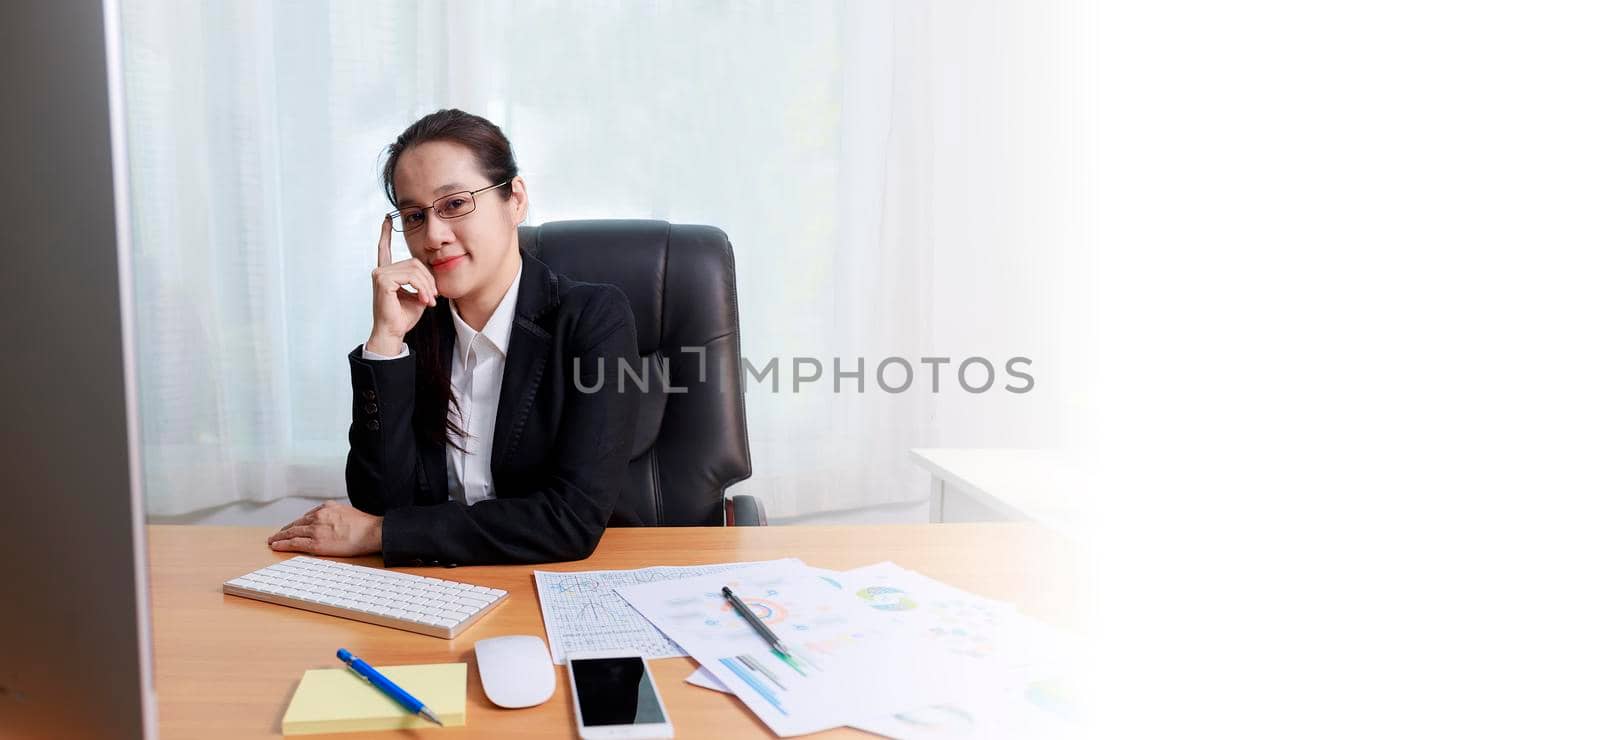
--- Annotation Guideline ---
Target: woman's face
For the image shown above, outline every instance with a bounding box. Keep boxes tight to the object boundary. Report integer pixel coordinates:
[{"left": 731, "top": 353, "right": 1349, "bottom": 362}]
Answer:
[{"left": 391, "top": 139, "right": 527, "bottom": 300}]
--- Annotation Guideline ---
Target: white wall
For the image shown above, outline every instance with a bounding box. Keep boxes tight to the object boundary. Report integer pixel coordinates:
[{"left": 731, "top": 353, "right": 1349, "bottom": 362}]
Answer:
[{"left": 1076, "top": 1, "right": 1600, "bottom": 737}]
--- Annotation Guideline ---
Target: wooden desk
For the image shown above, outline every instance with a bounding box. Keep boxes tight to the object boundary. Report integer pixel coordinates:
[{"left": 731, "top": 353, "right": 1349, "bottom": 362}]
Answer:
[{"left": 149, "top": 524, "right": 1071, "bottom": 739}]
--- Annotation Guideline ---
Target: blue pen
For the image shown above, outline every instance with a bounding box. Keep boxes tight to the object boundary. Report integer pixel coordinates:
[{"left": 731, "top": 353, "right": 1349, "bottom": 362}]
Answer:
[{"left": 336, "top": 648, "right": 444, "bottom": 727}]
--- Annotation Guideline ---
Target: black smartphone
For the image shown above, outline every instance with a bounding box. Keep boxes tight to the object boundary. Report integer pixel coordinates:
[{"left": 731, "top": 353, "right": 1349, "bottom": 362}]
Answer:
[{"left": 567, "top": 652, "right": 674, "bottom": 739}]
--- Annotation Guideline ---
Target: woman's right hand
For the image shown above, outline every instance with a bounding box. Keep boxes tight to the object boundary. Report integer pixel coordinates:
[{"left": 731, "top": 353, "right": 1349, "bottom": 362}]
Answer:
[{"left": 367, "top": 215, "right": 437, "bottom": 355}]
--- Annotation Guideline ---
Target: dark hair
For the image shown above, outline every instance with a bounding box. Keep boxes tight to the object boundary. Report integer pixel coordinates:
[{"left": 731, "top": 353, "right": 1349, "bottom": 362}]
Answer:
[{"left": 380, "top": 108, "right": 520, "bottom": 451}]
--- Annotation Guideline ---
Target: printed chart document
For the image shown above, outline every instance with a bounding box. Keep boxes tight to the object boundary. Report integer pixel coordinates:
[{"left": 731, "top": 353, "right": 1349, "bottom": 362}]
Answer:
[
  {"left": 827, "top": 562, "right": 1073, "bottom": 738},
  {"left": 532, "top": 559, "right": 796, "bottom": 663},
  {"left": 683, "top": 561, "right": 1074, "bottom": 738},
  {"left": 829, "top": 561, "right": 1070, "bottom": 681},
  {"left": 617, "top": 560, "right": 970, "bottom": 736}
]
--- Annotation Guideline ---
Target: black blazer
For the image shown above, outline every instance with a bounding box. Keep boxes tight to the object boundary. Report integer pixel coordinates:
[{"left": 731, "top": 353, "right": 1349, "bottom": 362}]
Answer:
[{"left": 345, "top": 252, "right": 642, "bottom": 566}]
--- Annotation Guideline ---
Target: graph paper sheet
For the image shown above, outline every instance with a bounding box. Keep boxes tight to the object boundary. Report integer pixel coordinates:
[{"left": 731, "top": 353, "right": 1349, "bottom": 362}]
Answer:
[{"left": 533, "top": 559, "right": 799, "bottom": 663}]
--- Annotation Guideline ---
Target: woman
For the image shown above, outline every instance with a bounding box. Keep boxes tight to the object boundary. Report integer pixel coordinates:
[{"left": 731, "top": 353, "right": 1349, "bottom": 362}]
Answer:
[{"left": 268, "top": 109, "right": 641, "bottom": 565}]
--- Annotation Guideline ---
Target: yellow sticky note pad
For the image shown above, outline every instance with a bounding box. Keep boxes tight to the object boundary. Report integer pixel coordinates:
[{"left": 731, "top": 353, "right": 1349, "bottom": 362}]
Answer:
[{"left": 282, "top": 662, "right": 467, "bottom": 735}]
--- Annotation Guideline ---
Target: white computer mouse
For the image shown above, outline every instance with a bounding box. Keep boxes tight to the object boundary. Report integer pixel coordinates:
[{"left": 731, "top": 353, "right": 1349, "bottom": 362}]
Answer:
[{"left": 474, "top": 634, "right": 556, "bottom": 708}]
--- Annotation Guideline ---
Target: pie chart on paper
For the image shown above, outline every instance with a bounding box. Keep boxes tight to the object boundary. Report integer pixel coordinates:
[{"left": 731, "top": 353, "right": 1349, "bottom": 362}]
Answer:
[{"left": 856, "top": 586, "right": 917, "bottom": 611}]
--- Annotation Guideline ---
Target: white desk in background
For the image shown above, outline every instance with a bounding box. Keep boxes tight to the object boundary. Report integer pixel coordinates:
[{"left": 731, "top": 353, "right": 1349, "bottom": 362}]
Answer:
[{"left": 910, "top": 448, "right": 1075, "bottom": 530}]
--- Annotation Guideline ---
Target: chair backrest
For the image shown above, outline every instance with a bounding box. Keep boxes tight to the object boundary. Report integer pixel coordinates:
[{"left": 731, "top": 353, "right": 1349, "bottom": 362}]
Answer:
[{"left": 522, "top": 220, "right": 752, "bottom": 526}]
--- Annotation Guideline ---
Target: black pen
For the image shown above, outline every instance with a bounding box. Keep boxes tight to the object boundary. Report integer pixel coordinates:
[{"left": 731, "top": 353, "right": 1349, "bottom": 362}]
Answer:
[{"left": 721, "top": 586, "right": 793, "bottom": 658}]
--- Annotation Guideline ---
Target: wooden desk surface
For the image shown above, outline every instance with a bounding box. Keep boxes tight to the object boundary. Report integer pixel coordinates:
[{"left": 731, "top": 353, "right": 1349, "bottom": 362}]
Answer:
[{"left": 148, "top": 523, "right": 1072, "bottom": 739}]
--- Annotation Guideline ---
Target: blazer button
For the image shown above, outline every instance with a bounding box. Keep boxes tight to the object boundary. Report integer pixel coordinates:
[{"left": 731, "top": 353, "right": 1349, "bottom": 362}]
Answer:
[
  {"left": 362, "top": 390, "right": 376, "bottom": 400},
  {"left": 364, "top": 402, "right": 378, "bottom": 415},
  {"left": 365, "top": 420, "right": 380, "bottom": 431}
]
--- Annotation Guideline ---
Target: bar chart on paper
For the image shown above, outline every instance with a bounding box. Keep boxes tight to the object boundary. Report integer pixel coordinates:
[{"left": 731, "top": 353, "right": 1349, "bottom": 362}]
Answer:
[
  {"left": 683, "top": 560, "right": 1079, "bottom": 737},
  {"left": 617, "top": 561, "right": 968, "bottom": 736},
  {"left": 717, "top": 648, "right": 824, "bottom": 717}
]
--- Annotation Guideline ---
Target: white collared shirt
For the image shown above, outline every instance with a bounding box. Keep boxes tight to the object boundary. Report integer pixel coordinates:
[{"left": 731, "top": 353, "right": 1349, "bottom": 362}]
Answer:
[{"left": 361, "top": 269, "right": 522, "bottom": 506}]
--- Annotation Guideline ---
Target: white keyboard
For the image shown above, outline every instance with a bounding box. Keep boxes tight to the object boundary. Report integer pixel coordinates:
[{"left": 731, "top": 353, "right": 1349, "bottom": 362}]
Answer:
[{"left": 222, "top": 556, "right": 508, "bottom": 639}]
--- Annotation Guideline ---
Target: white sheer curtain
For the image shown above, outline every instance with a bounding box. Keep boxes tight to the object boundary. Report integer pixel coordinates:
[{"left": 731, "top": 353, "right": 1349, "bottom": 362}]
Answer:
[{"left": 119, "top": 0, "right": 1072, "bottom": 519}]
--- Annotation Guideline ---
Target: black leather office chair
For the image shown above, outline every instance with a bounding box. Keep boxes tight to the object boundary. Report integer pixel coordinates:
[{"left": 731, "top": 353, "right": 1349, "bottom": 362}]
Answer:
[{"left": 521, "top": 220, "right": 766, "bottom": 526}]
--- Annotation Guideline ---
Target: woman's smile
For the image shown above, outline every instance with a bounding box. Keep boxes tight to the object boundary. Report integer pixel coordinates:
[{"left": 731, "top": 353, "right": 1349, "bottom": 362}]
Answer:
[{"left": 430, "top": 254, "right": 467, "bottom": 272}]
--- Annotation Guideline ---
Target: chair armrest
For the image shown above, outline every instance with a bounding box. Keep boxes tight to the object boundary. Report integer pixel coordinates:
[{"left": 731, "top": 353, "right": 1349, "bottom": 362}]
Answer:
[{"left": 724, "top": 494, "right": 768, "bottom": 526}]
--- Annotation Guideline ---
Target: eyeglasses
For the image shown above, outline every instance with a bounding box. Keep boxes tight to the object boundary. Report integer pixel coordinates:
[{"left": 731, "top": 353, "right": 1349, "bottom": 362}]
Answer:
[{"left": 387, "top": 180, "right": 511, "bottom": 233}]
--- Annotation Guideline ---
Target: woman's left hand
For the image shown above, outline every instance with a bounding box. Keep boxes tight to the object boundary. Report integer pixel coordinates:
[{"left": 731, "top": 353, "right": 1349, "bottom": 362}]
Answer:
[{"left": 267, "top": 501, "right": 383, "bottom": 557}]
